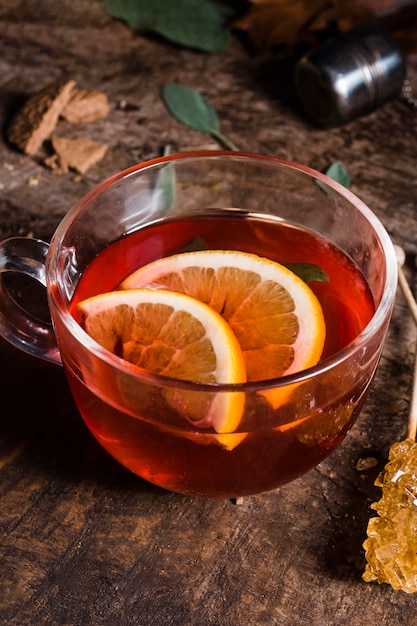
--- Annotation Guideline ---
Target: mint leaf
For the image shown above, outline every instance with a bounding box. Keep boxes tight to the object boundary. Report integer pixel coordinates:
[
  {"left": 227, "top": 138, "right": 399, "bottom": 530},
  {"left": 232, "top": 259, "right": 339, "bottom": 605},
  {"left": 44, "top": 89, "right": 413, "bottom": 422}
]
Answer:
[
  {"left": 325, "top": 161, "right": 350, "bottom": 188},
  {"left": 178, "top": 240, "right": 328, "bottom": 283},
  {"left": 163, "top": 83, "right": 219, "bottom": 133},
  {"left": 316, "top": 160, "right": 351, "bottom": 195},
  {"left": 162, "top": 83, "right": 238, "bottom": 150},
  {"left": 155, "top": 146, "right": 175, "bottom": 212},
  {"left": 103, "top": 0, "right": 232, "bottom": 52},
  {"left": 181, "top": 237, "right": 210, "bottom": 253},
  {"left": 284, "top": 262, "right": 329, "bottom": 283}
]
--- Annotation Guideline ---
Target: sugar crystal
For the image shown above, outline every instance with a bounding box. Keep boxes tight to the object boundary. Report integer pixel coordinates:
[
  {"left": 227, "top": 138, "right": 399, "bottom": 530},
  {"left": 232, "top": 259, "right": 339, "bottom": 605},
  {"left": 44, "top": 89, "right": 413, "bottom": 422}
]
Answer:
[{"left": 363, "top": 439, "right": 417, "bottom": 593}]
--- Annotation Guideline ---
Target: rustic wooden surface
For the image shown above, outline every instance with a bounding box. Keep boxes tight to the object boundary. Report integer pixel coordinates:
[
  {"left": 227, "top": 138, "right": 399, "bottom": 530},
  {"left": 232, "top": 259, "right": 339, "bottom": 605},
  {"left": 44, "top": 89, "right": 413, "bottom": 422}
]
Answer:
[{"left": 1, "top": 2, "right": 417, "bottom": 624}]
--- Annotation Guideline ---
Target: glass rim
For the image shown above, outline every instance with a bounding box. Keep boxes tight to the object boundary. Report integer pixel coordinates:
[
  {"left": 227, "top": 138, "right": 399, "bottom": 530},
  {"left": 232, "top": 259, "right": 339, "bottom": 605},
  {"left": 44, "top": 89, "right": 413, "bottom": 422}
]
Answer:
[{"left": 48, "top": 150, "right": 398, "bottom": 392}]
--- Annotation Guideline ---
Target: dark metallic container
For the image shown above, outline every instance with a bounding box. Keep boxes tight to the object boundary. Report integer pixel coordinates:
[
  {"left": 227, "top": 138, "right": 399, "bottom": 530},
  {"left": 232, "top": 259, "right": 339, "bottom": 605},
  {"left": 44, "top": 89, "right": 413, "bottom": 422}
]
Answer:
[{"left": 295, "top": 25, "right": 406, "bottom": 127}]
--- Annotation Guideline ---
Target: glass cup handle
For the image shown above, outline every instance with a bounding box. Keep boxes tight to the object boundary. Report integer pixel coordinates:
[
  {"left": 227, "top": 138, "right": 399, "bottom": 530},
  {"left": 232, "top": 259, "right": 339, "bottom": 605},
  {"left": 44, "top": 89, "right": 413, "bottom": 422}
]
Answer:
[{"left": 0, "top": 237, "right": 62, "bottom": 365}]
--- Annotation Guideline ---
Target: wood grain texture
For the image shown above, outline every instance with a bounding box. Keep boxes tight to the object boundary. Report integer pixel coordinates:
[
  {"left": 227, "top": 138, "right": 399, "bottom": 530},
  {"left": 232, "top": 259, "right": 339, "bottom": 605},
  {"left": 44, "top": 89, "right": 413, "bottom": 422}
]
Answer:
[{"left": 1, "top": 2, "right": 417, "bottom": 624}]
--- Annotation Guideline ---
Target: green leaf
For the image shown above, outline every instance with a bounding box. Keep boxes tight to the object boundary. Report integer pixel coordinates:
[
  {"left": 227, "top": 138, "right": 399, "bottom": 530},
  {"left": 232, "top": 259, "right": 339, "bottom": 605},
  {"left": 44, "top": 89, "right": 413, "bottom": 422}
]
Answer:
[
  {"left": 163, "top": 83, "right": 219, "bottom": 133},
  {"left": 284, "top": 262, "right": 329, "bottom": 283},
  {"left": 181, "top": 237, "right": 210, "bottom": 253},
  {"left": 316, "top": 160, "right": 351, "bottom": 195},
  {"left": 162, "top": 83, "right": 238, "bottom": 150},
  {"left": 325, "top": 161, "right": 351, "bottom": 189},
  {"left": 155, "top": 145, "right": 175, "bottom": 212},
  {"left": 103, "top": 0, "right": 231, "bottom": 52},
  {"left": 177, "top": 240, "right": 328, "bottom": 283}
]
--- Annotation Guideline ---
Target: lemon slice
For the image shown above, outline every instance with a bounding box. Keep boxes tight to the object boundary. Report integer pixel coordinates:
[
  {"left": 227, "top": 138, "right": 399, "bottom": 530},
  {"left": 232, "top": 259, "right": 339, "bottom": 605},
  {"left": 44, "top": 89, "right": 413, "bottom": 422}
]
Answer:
[
  {"left": 121, "top": 250, "right": 326, "bottom": 401},
  {"left": 77, "top": 288, "right": 246, "bottom": 438}
]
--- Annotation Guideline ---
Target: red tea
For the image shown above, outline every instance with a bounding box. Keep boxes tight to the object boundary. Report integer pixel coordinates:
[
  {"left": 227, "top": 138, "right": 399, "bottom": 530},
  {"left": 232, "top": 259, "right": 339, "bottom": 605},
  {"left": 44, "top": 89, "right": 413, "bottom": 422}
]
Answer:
[{"left": 67, "top": 212, "right": 376, "bottom": 497}]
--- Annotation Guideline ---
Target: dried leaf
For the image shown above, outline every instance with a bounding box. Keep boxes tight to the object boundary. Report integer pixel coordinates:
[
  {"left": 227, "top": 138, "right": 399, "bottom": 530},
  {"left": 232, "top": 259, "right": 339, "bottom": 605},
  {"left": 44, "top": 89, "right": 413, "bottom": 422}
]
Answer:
[
  {"left": 45, "top": 136, "right": 107, "bottom": 175},
  {"left": 234, "top": 1, "right": 317, "bottom": 49},
  {"left": 377, "top": 4, "right": 417, "bottom": 56},
  {"left": 7, "top": 79, "right": 76, "bottom": 155},
  {"left": 61, "top": 88, "right": 109, "bottom": 124},
  {"left": 234, "top": 0, "right": 372, "bottom": 52}
]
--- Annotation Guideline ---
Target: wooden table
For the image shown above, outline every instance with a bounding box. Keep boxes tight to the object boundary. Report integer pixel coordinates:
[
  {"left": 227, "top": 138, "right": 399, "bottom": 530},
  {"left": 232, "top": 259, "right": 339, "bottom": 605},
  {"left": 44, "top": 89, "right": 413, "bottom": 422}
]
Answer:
[{"left": 1, "top": 2, "right": 417, "bottom": 624}]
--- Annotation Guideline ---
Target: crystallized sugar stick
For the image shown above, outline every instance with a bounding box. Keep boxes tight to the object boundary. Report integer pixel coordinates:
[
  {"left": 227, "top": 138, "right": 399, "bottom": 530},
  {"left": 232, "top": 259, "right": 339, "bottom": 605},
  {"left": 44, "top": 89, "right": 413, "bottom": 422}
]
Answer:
[{"left": 363, "top": 245, "right": 417, "bottom": 593}]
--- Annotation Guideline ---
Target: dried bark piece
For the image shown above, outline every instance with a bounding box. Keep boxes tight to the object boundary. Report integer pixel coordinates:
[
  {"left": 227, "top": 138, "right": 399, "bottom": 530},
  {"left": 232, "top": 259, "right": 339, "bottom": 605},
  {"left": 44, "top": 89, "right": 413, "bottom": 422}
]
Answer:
[
  {"left": 61, "top": 88, "right": 110, "bottom": 123},
  {"left": 45, "top": 135, "right": 107, "bottom": 175},
  {"left": 7, "top": 79, "right": 76, "bottom": 155}
]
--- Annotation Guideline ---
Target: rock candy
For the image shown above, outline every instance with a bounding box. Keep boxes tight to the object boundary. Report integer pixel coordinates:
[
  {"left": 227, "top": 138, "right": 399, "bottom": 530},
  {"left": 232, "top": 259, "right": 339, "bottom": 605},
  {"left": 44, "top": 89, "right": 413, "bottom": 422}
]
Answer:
[{"left": 363, "top": 438, "right": 417, "bottom": 593}]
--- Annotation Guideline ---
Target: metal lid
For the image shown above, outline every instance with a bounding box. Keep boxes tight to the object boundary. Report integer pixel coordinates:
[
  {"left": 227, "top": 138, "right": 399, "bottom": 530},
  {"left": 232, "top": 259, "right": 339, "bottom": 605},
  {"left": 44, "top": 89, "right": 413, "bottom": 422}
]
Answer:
[{"left": 295, "top": 25, "right": 406, "bottom": 127}]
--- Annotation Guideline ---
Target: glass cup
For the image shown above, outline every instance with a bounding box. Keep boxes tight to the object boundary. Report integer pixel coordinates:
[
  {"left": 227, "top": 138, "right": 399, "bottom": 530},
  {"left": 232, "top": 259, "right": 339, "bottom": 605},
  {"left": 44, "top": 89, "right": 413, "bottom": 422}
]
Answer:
[{"left": 0, "top": 151, "right": 397, "bottom": 497}]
